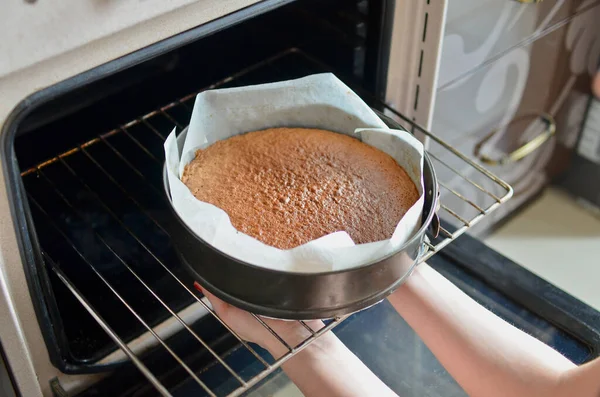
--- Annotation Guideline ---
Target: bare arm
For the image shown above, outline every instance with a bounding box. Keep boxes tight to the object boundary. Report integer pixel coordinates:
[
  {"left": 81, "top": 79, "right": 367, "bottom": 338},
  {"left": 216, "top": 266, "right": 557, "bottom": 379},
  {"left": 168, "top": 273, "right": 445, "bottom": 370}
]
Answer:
[
  {"left": 267, "top": 331, "right": 397, "bottom": 397},
  {"left": 388, "top": 263, "right": 600, "bottom": 397},
  {"left": 196, "top": 283, "right": 396, "bottom": 397}
]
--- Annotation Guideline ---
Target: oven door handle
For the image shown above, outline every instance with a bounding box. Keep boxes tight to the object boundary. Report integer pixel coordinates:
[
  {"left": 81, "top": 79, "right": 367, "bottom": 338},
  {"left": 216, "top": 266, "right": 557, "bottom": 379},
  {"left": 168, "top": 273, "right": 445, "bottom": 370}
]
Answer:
[{"left": 473, "top": 112, "right": 556, "bottom": 166}]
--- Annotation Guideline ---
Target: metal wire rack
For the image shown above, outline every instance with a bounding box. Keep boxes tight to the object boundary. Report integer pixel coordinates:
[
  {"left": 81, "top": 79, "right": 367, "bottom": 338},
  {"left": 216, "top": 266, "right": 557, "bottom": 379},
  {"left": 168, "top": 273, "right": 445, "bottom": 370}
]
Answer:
[{"left": 21, "top": 48, "right": 512, "bottom": 396}]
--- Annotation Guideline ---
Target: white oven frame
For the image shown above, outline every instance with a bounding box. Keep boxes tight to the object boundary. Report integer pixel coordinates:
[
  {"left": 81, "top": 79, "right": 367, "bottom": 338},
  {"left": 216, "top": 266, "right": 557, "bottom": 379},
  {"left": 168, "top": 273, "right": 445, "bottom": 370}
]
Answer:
[
  {"left": 385, "top": 0, "right": 447, "bottom": 132},
  {"left": 0, "top": 1, "right": 446, "bottom": 395}
]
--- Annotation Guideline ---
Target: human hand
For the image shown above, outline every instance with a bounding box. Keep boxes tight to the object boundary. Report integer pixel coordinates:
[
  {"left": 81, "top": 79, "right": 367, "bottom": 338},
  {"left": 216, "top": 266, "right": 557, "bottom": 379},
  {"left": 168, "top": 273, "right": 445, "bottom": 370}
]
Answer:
[{"left": 194, "top": 282, "right": 324, "bottom": 359}]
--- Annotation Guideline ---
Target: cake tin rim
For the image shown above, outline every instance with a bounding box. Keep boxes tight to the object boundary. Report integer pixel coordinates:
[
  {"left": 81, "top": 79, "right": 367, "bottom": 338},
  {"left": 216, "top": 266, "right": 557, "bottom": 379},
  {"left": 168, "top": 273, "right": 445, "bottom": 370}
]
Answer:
[{"left": 163, "top": 117, "right": 438, "bottom": 276}]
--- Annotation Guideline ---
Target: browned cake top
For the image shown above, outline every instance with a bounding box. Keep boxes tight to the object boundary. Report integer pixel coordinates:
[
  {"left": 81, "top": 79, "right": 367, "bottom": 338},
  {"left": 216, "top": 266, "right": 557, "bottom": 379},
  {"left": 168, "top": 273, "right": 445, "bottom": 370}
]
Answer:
[{"left": 182, "top": 128, "right": 419, "bottom": 250}]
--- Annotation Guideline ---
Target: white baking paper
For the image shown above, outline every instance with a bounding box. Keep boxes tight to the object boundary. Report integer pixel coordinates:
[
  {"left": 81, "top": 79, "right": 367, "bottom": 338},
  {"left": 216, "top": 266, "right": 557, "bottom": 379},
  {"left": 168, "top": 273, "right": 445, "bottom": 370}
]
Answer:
[{"left": 164, "top": 73, "right": 424, "bottom": 273}]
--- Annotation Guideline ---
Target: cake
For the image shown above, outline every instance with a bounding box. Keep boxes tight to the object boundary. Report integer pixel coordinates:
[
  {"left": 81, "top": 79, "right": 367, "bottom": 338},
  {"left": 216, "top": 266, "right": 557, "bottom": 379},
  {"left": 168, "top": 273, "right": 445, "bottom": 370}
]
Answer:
[{"left": 182, "top": 128, "right": 419, "bottom": 250}]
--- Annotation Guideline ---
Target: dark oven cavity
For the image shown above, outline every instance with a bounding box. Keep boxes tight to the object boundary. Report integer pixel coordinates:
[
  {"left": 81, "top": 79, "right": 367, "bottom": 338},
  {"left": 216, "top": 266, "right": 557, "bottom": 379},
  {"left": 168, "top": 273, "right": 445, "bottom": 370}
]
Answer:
[{"left": 7, "top": 0, "right": 394, "bottom": 373}]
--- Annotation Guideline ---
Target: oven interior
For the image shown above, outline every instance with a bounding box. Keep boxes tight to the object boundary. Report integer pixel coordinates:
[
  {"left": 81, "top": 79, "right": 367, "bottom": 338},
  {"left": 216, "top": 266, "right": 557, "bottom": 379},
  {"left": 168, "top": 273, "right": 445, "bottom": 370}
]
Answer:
[
  {"left": 4, "top": 0, "right": 599, "bottom": 395},
  {"left": 11, "top": 0, "right": 394, "bottom": 373}
]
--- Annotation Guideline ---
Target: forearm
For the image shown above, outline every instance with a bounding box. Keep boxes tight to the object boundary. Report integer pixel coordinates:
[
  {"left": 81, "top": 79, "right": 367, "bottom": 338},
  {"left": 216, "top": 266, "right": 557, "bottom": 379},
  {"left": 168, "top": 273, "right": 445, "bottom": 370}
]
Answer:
[
  {"left": 267, "top": 331, "right": 397, "bottom": 397},
  {"left": 388, "top": 263, "right": 576, "bottom": 397}
]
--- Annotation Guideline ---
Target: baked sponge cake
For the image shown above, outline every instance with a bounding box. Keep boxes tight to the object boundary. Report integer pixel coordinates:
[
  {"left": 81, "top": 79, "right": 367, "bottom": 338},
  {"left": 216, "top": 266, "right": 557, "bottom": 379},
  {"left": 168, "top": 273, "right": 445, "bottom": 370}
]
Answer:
[{"left": 182, "top": 128, "right": 419, "bottom": 250}]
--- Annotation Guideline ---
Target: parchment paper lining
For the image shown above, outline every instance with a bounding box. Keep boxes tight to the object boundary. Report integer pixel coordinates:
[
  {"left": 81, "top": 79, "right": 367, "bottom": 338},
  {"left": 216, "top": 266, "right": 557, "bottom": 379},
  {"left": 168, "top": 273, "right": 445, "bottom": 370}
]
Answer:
[{"left": 164, "top": 73, "right": 424, "bottom": 273}]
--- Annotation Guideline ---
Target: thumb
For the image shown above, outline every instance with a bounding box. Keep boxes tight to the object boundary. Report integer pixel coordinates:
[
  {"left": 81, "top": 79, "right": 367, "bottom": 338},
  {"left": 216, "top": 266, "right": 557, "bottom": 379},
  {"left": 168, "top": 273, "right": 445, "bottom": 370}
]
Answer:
[{"left": 193, "top": 281, "right": 230, "bottom": 314}]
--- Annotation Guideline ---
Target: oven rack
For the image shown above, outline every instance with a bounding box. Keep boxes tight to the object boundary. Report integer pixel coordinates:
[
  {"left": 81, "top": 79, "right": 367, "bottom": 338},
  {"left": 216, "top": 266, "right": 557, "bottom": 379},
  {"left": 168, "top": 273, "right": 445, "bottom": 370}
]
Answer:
[{"left": 22, "top": 48, "right": 512, "bottom": 396}]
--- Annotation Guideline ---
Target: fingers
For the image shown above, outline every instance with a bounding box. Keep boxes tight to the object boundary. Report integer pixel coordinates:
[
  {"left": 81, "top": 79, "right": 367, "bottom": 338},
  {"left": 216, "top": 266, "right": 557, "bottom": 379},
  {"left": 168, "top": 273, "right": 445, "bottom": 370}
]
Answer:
[
  {"left": 594, "top": 72, "right": 600, "bottom": 99},
  {"left": 193, "top": 282, "right": 229, "bottom": 314},
  {"left": 193, "top": 281, "right": 204, "bottom": 294}
]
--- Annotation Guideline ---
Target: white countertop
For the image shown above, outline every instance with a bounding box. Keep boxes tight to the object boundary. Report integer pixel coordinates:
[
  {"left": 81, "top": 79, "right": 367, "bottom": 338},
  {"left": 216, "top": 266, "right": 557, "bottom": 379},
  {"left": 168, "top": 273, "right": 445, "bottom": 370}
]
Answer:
[{"left": 485, "top": 187, "right": 600, "bottom": 311}]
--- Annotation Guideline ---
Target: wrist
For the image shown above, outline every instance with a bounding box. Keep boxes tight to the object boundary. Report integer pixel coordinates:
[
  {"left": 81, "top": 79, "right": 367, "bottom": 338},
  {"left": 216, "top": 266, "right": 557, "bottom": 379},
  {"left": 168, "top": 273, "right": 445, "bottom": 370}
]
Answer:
[
  {"left": 388, "top": 262, "right": 430, "bottom": 312},
  {"left": 265, "top": 326, "right": 336, "bottom": 360},
  {"left": 392, "top": 262, "right": 426, "bottom": 292}
]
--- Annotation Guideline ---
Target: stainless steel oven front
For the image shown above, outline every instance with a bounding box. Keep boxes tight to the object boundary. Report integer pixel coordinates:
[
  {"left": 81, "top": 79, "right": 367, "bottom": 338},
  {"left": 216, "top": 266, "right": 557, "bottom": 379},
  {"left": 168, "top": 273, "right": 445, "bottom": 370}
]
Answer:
[{"left": 0, "top": 1, "right": 516, "bottom": 396}]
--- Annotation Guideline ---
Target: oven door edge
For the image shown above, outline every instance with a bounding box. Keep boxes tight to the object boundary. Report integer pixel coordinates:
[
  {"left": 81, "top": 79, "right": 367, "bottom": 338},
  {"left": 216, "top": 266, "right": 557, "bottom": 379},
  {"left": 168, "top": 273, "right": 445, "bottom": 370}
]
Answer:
[{"left": 385, "top": 0, "right": 447, "bottom": 134}]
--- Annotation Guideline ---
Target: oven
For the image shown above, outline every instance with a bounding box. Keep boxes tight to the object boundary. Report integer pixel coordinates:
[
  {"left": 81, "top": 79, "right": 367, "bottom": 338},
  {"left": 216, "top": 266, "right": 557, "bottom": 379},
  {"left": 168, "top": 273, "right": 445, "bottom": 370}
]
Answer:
[{"left": 1, "top": 1, "right": 599, "bottom": 396}]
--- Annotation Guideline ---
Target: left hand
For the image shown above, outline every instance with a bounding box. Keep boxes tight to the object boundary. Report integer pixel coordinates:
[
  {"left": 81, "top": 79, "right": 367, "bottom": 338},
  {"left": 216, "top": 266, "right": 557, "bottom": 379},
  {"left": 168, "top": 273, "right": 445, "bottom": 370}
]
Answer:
[{"left": 194, "top": 282, "right": 323, "bottom": 358}]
